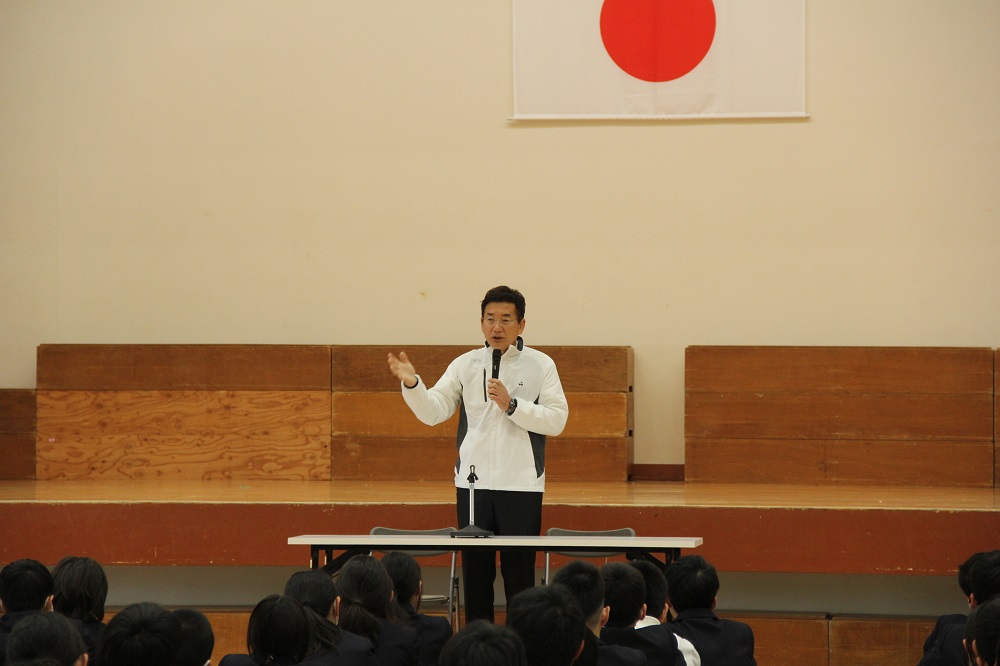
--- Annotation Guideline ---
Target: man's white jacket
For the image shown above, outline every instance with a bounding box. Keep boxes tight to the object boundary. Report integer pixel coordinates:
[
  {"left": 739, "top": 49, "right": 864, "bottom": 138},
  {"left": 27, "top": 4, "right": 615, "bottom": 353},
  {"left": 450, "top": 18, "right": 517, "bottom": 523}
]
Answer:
[{"left": 401, "top": 339, "right": 568, "bottom": 492}]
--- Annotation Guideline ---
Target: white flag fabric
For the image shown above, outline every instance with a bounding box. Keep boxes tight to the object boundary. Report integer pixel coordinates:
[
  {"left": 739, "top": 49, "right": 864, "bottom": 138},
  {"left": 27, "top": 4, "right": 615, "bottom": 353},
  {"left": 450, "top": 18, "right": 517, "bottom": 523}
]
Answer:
[{"left": 512, "top": 0, "right": 806, "bottom": 120}]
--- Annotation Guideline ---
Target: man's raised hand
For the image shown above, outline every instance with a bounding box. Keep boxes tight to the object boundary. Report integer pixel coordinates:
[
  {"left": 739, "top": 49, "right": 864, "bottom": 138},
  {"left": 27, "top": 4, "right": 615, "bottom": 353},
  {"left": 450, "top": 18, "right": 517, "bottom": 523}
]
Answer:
[{"left": 387, "top": 351, "right": 418, "bottom": 388}]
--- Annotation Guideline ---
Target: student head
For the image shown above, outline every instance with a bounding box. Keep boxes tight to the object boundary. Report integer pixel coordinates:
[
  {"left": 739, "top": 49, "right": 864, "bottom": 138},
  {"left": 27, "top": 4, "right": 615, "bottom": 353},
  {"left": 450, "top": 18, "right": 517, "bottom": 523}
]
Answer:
[
  {"left": 96, "top": 602, "right": 180, "bottom": 666},
  {"left": 5, "top": 611, "right": 88, "bottom": 666},
  {"left": 439, "top": 620, "right": 527, "bottom": 666},
  {"left": 336, "top": 555, "right": 396, "bottom": 647},
  {"left": 630, "top": 559, "right": 669, "bottom": 623},
  {"left": 971, "top": 598, "right": 1000, "bottom": 666},
  {"left": 551, "top": 560, "right": 606, "bottom": 632},
  {"left": 283, "top": 569, "right": 343, "bottom": 654},
  {"left": 172, "top": 609, "right": 214, "bottom": 666},
  {"left": 970, "top": 551, "right": 1000, "bottom": 608},
  {"left": 380, "top": 551, "right": 422, "bottom": 610},
  {"left": 964, "top": 607, "right": 979, "bottom": 666},
  {"left": 600, "top": 562, "right": 646, "bottom": 628},
  {"left": 51, "top": 556, "right": 108, "bottom": 623},
  {"left": 245, "top": 595, "right": 311, "bottom": 665},
  {"left": 505, "top": 585, "right": 586, "bottom": 666},
  {"left": 0, "top": 558, "right": 54, "bottom": 614},
  {"left": 481, "top": 286, "right": 526, "bottom": 352},
  {"left": 665, "top": 555, "right": 720, "bottom": 613},
  {"left": 959, "top": 552, "right": 988, "bottom": 600}
]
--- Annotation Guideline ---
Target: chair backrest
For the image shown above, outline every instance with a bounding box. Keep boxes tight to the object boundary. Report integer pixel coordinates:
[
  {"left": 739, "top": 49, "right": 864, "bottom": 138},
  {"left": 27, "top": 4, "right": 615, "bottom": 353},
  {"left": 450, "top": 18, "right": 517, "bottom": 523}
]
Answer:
[
  {"left": 545, "top": 527, "right": 636, "bottom": 558},
  {"left": 369, "top": 526, "right": 458, "bottom": 558}
]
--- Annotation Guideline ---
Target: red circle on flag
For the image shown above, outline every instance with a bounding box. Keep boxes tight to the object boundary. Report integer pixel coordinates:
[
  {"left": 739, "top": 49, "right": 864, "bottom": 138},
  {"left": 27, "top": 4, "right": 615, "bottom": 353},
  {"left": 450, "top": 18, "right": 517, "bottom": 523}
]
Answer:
[{"left": 600, "top": 0, "right": 717, "bottom": 83}]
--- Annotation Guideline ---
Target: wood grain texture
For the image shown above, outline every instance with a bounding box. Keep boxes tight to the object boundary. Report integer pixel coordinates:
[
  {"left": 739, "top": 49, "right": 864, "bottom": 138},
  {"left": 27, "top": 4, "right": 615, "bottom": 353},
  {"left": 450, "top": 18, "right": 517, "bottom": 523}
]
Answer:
[
  {"left": 332, "top": 392, "right": 630, "bottom": 438},
  {"left": 829, "top": 615, "right": 936, "bottom": 666},
  {"left": 37, "top": 345, "right": 332, "bottom": 390},
  {"left": 329, "top": 436, "right": 631, "bottom": 482},
  {"left": 685, "top": 439, "right": 994, "bottom": 486},
  {"left": 36, "top": 391, "right": 331, "bottom": 480},
  {"left": 725, "top": 612, "right": 829, "bottom": 666},
  {"left": 686, "top": 346, "right": 993, "bottom": 393},
  {"left": 0, "top": 389, "right": 36, "bottom": 433},
  {"left": 333, "top": 345, "right": 633, "bottom": 392}
]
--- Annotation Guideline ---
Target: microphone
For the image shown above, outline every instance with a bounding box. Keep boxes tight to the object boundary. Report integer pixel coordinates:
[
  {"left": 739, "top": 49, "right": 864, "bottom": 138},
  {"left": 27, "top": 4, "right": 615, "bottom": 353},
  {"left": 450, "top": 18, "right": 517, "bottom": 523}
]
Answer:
[{"left": 492, "top": 348, "right": 502, "bottom": 380}]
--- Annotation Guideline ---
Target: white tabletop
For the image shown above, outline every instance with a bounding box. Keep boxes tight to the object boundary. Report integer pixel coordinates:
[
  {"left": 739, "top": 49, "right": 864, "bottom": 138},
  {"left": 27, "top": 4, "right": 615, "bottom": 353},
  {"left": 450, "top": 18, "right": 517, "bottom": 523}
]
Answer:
[{"left": 288, "top": 534, "right": 702, "bottom": 550}]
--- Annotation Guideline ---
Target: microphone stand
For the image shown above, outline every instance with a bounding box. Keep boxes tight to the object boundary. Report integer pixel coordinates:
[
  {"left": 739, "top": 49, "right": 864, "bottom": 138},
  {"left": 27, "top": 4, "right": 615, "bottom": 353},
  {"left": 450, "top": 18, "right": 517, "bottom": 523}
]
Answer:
[{"left": 451, "top": 465, "right": 493, "bottom": 538}]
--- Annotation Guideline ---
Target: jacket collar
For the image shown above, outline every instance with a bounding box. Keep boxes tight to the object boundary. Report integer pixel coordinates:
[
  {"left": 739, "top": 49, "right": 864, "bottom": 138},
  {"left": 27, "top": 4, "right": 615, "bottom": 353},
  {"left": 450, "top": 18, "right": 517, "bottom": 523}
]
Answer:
[{"left": 484, "top": 336, "right": 524, "bottom": 353}]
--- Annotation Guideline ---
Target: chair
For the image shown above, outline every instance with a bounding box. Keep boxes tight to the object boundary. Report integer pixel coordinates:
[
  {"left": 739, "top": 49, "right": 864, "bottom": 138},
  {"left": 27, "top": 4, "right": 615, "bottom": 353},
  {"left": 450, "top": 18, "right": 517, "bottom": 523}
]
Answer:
[
  {"left": 542, "top": 527, "right": 637, "bottom": 585},
  {"left": 369, "top": 526, "right": 461, "bottom": 630}
]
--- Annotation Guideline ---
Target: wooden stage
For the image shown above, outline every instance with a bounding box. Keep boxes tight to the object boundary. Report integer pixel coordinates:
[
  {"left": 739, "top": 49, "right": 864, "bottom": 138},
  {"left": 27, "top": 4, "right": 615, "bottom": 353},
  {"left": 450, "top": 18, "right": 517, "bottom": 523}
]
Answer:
[{"left": 2, "top": 479, "right": 997, "bottom": 576}]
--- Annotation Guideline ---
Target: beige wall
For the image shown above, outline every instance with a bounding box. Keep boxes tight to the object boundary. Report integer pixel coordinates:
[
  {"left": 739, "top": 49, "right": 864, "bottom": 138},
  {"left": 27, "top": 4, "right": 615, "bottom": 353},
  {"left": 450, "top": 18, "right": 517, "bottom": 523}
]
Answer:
[{"left": 2, "top": 1, "right": 998, "bottom": 465}]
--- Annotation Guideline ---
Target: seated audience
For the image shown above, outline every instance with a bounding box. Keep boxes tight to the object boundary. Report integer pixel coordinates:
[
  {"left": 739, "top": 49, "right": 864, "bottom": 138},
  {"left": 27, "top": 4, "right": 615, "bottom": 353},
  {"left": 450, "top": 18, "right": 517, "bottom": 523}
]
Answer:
[
  {"left": 335, "top": 555, "right": 419, "bottom": 666},
  {"left": 1, "top": 559, "right": 55, "bottom": 666},
  {"left": 664, "top": 555, "right": 756, "bottom": 666},
  {"left": 551, "top": 560, "right": 646, "bottom": 666},
  {"left": 922, "top": 550, "right": 1000, "bottom": 666},
  {"left": 5, "top": 612, "right": 87, "bottom": 666},
  {"left": 380, "top": 552, "right": 452, "bottom": 666},
  {"left": 96, "top": 602, "right": 181, "bottom": 666},
  {"left": 51, "top": 556, "right": 108, "bottom": 662},
  {"left": 284, "top": 569, "right": 377, "bottom": 666},
  {"left": 505, "top": 585, "right": 586, "bottom": 666},
  {"left": 599, "top": 563, "right": 683, "bottom": 666},
  {"left": 437, "top": 621, "right": 526, "bottom": 666},
  {"left": 172, "top": 609, "right": 215, "bottom": 666},
  {"left": 628, "top": 560, "right": 700, "bottom": 666},
  {"left": 970, "top": 598, "right": 1000, "bottom": 666},
  {"left": 220, "top": 595, "right": 310, "bottom": 666}
]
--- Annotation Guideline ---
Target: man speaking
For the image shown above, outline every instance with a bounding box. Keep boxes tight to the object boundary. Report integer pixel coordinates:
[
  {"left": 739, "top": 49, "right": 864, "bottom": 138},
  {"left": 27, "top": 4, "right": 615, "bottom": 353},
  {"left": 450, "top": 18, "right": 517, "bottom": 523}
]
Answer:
[{"left": 387, "top": 285, "right": 569, "bottom": 623}]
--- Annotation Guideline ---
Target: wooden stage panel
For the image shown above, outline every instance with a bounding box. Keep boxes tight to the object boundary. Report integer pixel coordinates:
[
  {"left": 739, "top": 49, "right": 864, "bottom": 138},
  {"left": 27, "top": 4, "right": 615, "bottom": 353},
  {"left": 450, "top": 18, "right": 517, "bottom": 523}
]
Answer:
[
  {"left": 725, "top": 612, "right": 829, "bottom": 666},
  {"left": 0, "top": 389, "right": 35, "bottom": 480},
  {"left": 829, "top": 615, "right": 936, "bottom": 666},
  {"left": 37, "top": 344, "right": 333, "bottom": 391},
  {"left": 333, "top": 345, "right": 633, "bottom": 393}
]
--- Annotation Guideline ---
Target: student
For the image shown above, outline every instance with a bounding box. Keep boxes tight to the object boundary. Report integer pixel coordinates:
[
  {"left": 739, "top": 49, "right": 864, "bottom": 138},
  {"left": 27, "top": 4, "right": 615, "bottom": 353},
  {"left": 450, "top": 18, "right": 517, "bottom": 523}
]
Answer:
[
  {"left": 628, "top": 560, "right": 700, "bottom": 666},
  {"left": 51, "top": 556, "right": 108, "bottom": 662},
  {"left": 922, "top": 550, "right": 1000, "bottom": 666},
  {"left": 5, "top": 612, "right": 88, "bottom": 666},
  {"left": 437, "top": 621, "right": 526, "bottom": 666},
  {"left": 551, "top": 560, "right": 647, "bottom": 666},
  {"left": 220, "top": 595, "right": 311, "bottom": 666},
  {"left": 284, "top": 569, "right": 377, "bottom": 666},
  {"left": 970, "top": 599, "right": 1000, "bottom": 666},
  {"left": 0, "top": 559, "right": 55, "bottom": 666},
  {"left": 505, "top": 585, "right": 586, "bottom": 666},
  {"left": 173, "top": 609, "right": 215, "bottom": 666},
  {"left": 336, "top": 555, "right": 419, "bottom": 666},
  {"left": 380, "top": 552, "right": 452, "bottom": 666},
  {"left": 599, "top": 563, "right": 683, "bottom": 666},
  {"left": 96, "top": 602, "right": 181, "bottom": 666},
  {"left": 664, "top": 556, "right": 756, "bottom": 666}
]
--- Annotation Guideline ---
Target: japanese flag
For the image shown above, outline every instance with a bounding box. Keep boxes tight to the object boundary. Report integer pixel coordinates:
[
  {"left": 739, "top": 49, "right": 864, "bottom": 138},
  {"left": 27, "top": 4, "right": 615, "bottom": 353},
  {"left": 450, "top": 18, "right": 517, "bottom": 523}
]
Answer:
[{"left": 512, "top": 0, "right": 806, "bottom": 120}]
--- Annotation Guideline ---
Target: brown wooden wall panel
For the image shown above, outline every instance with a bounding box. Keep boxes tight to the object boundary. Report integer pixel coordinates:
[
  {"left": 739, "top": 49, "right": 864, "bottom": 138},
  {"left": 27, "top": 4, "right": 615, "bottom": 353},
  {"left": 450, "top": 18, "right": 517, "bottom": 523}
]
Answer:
[
  {"left": 0, "top": 389, "right": 35, "bottom": 480},
  {"left": 333, "top": 392, "right": 630, "bottom": 438},
  {"left": 829, "top": 615, "right": 935, "bottom": 666},
  {"left": 686, "top": 392, "right": 993, "bottom": 441},
  {"left": 330, "top": 436, "right": 631, "bottom": 482},
  {"left": 724, "top": 612, "right": 829, "bottom": 666},
  {"left": 686, "top": 439, "right": 994, "bottom": 486},
  {"left": 995, "top": 349, "right": 999, "bottom": 488},
  {"left": 37, "top": 345, "right": 332, "bottom": 390},
  {"left": 333, "top": 345, "right": 633, "bottom": 393},
  {"left": 686, "top": 346, "right": 994, "bottom": 393},
  {"left": 36, "top": 391, "right": 331, "bottom": 480}
]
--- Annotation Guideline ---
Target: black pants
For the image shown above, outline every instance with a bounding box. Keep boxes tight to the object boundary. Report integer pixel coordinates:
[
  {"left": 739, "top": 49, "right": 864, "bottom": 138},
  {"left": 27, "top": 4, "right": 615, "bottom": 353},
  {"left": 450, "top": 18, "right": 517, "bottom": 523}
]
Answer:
[{"left": 456, "top": 487, "right": 543, "bottom": 624}]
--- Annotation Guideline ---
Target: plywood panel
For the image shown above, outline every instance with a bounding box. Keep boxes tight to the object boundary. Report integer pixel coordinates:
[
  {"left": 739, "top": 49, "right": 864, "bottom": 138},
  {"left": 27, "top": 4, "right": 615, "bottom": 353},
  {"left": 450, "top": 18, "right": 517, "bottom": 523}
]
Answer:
[
  {"left": 333, "top": 345, "right": 633, "bottom": 393},
  {"left": 0, "top": 434, "right": 35, "bottom": 480},
  {"left": 829, "top": 615, "right": 935, "bottom": 666},
  {"left": 333, "top": 392, "right": 629, "bottom": 438},
  {"left": 724, "top": 612, "right": 829, "bottom": 666},
  {"left": 686, "top": 393, "right": 992, "bottom": 441},
  {"left": 686, "top": 346, "right": 993, "bottom": 393},
  {"left": 0, "top": 389, "right": 36, "bottom": 433},
  {"left": 330, "top": 436, "right": 631, "bottom": 482},
  {"left": 37, "top": 345, "right": 332, "bottom": 390},
  {"left": 36, "top": 391, "right": 331, "bottom": 480},
  {"left": 686, "top": 439, "right": 994, "bottom": 486}
]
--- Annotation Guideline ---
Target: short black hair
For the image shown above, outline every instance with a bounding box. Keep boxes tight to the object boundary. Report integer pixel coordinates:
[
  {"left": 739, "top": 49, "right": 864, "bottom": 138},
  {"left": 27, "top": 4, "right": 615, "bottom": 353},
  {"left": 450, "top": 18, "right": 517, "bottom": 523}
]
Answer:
[
  {"left": 381, "top": 551, "right": 422, "bottom": 607},
  {"left": 97, "top": 602, "right": 181, "bottom": 666},
  {"left": 600, "top": 562, "right": 646, "bottom": 628},
  {"left": 551, "top": 560, "right": 605, "bottom": 625},
  {"left": 439, "top": 620, "right": 527, "bottom": 666},
  {"left": 630, "top": 559, "right": 669, "bottom": 622},
  {"left": 506, "top": 586, "right": 586, "bottom": 666},
  {"left": 172, "top": 609, "right": 214, "bottom": 666},
  {"left": 0, "top": 559, "right": 54, "bottom": 613},
  {"left": 481, "top": 286, "right": 526, "bottom": 321},
  {"left": 52, "top": 556, "right": 108, "bottom": 623},
  {"left": 6, "top": 612, "right": 87, "bottom": 666},
  {"left": 665, "top": 555, "right": 720, "bottom": 612},
  {"left": 973, "top": 598, "right": 1000, "bottom": 665},
  {"left": 959, "top": 552, "right": 988, "bottom": 598},
  {"left": 970, "top": 550, "right": 1000, "bottom": 605}
]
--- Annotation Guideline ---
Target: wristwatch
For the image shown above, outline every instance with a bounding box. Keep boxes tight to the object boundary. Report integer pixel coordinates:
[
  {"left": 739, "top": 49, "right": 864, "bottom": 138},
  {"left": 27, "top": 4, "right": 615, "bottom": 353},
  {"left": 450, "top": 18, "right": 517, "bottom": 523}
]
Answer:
[{"left": 506, "top": 398, "right": 518, "bottom": 416}]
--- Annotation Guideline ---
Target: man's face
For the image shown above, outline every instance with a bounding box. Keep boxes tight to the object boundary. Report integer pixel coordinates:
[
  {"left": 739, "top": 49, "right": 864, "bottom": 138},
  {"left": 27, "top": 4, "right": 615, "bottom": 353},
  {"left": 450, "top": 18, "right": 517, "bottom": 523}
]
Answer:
[{"left": 481, "top": 301, "right": 525, "bottom": 353}]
